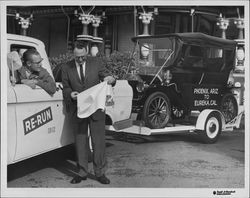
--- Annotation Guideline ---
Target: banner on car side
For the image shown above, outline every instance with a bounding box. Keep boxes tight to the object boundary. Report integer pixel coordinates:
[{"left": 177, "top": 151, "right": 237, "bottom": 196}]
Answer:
[{"left": 183, "top": 84, "right": 221, "bottom": 110}]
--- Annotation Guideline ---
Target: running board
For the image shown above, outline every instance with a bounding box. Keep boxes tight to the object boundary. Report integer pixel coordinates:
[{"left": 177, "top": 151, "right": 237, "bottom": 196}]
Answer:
[{"left": 106, "top": 124, "right": 196, "bottom": 136}]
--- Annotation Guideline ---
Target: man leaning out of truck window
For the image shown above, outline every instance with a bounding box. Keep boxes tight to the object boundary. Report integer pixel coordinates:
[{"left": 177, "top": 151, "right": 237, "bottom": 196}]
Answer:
[{"left": 17, "top": 49, "right": 56, "bottom": 95}]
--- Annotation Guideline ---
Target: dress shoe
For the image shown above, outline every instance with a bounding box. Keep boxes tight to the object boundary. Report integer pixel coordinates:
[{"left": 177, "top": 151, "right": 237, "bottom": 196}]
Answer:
[
  {"left": 70, "top": 176, "right": 87, "bottom": 184},
  {"left": 96, "top": 174, "right": 110, "bottom": 184}
]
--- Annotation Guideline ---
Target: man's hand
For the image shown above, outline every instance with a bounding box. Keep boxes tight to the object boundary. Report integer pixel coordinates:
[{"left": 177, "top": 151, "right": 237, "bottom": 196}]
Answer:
[
  {"left": 104, "top": 76, "right": 116, "bottom": 85},
  {"left": 21, "top": 79, "right": 38, "bottom": 89},
  {"left": 10, "top": 76, "right": 16, "bottom": 85},
  {"left": 71, "top": 91, "right": 79, "bottom": 100}
]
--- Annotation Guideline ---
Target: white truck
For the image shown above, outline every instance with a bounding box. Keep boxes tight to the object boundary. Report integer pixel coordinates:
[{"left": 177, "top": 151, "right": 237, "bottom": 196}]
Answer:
[{"left": 7, "top": 34, "right": 133, "bottom": 165}]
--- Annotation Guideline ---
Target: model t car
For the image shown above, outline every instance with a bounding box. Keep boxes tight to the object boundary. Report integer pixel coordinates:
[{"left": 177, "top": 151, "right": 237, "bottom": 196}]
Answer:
[{"left": 126, "top": 33, "right": 239, "bottom": 142}]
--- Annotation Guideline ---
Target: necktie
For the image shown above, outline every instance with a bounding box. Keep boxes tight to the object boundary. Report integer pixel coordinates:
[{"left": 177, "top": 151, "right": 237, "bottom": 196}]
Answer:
[{"left": 79, "top": 64, "right": 85, "bottom": 83}]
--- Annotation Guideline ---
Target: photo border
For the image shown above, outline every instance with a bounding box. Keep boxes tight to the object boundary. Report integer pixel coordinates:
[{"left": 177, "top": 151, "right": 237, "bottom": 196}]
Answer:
[{"left": 1, "top": 0, "right": 249, "bottom": 197}]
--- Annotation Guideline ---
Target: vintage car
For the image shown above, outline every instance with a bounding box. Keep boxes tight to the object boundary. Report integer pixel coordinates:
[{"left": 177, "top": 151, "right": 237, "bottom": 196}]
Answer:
[
  {"left": 127, "top": 33, "right": 239, "bottom": 134},
  {"left": 7, "top": 34, "right": 133, "bottom": 164}
]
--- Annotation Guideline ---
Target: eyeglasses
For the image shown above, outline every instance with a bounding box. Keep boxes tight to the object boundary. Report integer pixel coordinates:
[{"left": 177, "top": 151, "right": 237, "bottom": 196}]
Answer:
[
  {"left": 75, "top": 56, "right": 86, "bottom": 62},
  {"left": 31, "top": 58, "right": 43, "bottom": 65}
]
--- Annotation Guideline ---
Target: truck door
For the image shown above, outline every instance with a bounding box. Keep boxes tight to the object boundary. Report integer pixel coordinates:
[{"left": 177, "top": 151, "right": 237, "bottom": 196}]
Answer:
[{"left": 7, "top": 40, "right": 74, "bottom": 163}]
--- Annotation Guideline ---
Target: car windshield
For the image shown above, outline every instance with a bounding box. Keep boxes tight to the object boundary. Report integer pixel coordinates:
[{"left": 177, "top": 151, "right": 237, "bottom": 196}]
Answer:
[{"left": 135, "top": 37, "right": 180, "bottom": 67}]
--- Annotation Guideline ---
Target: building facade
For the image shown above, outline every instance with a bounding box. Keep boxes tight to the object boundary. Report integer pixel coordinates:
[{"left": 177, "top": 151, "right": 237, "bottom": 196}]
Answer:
[
  {"left": 6, "top": 5, "right": 246, "bottom": 107},
  {"left": 7, "top": 6, "right": 244, "bottom": 57}
]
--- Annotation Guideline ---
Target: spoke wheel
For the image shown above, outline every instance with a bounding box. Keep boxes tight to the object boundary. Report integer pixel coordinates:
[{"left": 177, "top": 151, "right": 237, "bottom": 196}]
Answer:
[
  {"left": 143, "top": 92, "right": 171, "bottom": 129},
  {"left": 220, "top": 93, "right": 238, "bottom": 123}
]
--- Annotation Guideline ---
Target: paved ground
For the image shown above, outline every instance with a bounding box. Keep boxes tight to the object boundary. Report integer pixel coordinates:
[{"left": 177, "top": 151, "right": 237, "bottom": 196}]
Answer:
[{"left": 7, "top": 129, "right": 245, "bottom": 188}]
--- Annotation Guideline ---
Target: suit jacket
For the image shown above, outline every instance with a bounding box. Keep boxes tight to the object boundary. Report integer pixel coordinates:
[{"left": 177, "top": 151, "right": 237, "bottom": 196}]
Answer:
[{"left": 61, "top": 56, "right": 110, "bottom": 122}]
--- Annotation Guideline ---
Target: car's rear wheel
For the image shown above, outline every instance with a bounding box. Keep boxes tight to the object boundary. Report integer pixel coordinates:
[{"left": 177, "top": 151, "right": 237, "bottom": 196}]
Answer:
[
  {"left": 220, "top": 93, "right": 238, "bottom": 123},
  {"left": 142, "top": 92, "right": 171, "bottom": 129},
  {"left": 199, "top": 112, "right": 222, "bottom": 144}
]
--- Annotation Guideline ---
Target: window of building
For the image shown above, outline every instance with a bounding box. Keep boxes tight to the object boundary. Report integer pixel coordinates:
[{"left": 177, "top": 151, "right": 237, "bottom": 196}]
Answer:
[{"left": 154, "top": 14, "right": 174, "bottom": 34}]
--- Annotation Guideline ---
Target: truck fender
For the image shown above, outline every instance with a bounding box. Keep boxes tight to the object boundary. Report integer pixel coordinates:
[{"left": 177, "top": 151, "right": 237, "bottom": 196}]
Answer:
[
  {"left": 105, "top": 113, "right": 113, "bottom": 125},
  {"left": 195, "top": 109, "right": 226, "bottom": 131}
]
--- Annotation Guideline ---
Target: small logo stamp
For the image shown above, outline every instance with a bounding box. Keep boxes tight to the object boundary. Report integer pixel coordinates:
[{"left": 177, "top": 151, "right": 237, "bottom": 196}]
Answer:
[{"left": 213, "top": 190, "right": 236, "bottom": 196}]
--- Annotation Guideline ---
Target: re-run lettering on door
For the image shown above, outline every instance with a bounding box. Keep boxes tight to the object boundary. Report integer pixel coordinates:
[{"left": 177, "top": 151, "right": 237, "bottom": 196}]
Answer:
[{"left": 23, "top": 107, "right": 53, "bottom": 135}]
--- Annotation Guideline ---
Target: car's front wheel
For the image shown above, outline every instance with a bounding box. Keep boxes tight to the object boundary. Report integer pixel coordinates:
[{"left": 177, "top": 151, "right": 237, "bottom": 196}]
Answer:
[{"left": 142, "top": 92, "right": 171, "bottom": 129}]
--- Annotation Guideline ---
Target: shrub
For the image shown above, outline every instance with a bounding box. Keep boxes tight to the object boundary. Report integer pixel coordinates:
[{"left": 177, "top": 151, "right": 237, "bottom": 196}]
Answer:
[
  {"left": 100, "top": 51, "right": 138, "bottom": 79},
  {"left": 49, "top": 50, "right": 138, "bottom": 80},
  {"left": 49, "top": 51, "right": 74, "bottom": 71}
]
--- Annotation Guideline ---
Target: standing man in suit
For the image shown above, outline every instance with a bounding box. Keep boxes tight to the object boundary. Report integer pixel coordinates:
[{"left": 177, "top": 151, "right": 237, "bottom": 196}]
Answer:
[{"left": 61, "top": 41, "right": 115, "bottom": 184}]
